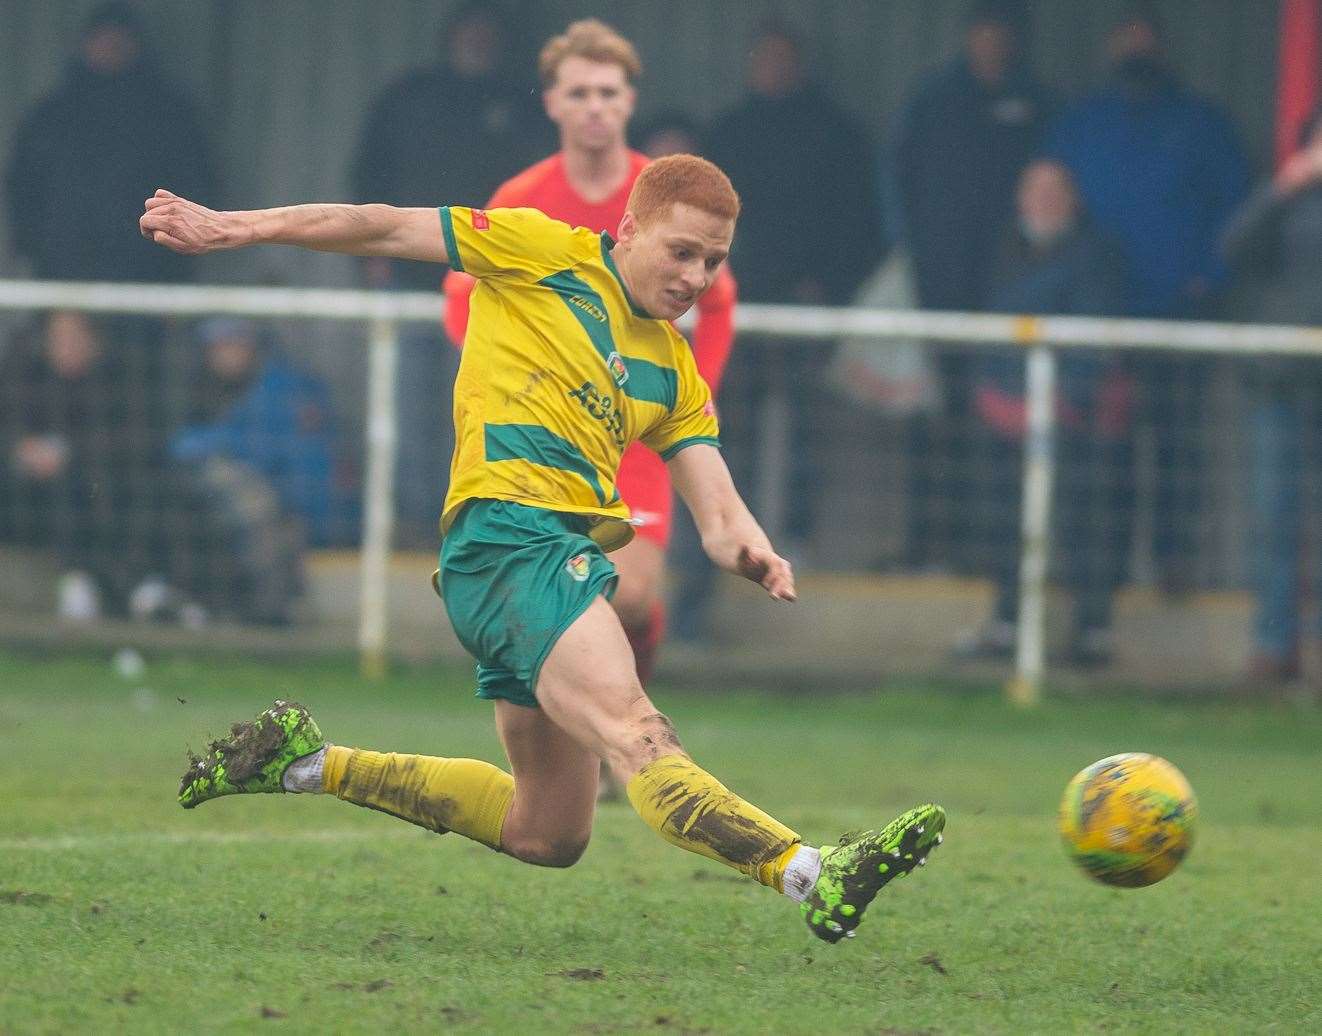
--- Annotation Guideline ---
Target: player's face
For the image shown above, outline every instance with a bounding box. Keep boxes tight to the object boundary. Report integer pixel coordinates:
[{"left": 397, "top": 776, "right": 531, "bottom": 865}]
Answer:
[
  {"left": 44, "top": 311, "right": 101, "bottom": 377},
  {"left": 544, "top": 57, "right": 635, "bottom": 153},
  {"left": 1018, "top": 161, "right": 1078, "bottom": 241},
  {"left": 617, "top": 203, "right": 733, "bottom": 321}
]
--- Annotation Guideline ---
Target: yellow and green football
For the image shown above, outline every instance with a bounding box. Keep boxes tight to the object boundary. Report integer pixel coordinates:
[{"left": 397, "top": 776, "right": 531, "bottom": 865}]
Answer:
[{"left": 1058, "top": 753, "right": 1197, "bottom": 887}]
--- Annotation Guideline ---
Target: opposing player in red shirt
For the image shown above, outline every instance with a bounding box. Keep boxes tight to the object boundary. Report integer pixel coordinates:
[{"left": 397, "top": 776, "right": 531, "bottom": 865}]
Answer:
[{"left": 443, "top": 18, "right": 736, "bottom": 689}]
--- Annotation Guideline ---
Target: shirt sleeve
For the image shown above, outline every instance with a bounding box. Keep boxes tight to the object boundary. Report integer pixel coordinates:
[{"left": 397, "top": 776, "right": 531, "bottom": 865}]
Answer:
[
  {"left": 641, "top": 335, "right": 721, "bottom": 460},
  {"left": 438, "top": 205, "right": 583, "bottom": 282}
]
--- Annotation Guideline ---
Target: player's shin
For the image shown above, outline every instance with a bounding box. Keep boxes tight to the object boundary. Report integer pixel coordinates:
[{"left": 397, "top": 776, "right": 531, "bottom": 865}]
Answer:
[
  {"left": 320, "top": 746, "right": 514, "bottom": 850},
  {"left": 625, "top": 754, "right": 820, "bottom": 897}
]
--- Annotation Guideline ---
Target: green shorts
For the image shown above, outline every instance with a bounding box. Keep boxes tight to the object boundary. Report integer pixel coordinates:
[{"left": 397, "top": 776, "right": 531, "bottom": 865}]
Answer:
[{"left": 438, "top": 499, "right": 618, "bottom": 708}]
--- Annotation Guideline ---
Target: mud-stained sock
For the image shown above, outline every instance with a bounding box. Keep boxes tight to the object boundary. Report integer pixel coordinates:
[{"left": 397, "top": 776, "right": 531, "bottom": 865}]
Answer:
[
  {"left": 282, "top": 745, "right": 328, "bottom": 792},
  {"left": 625, "top": 601, "right": 667, "bottom": 686},
  {"left": 626, "top": 754, "right": 800, "bottom": 888},
  {"left": 321, "top": 746, "right": 514, "bottom": 850}
]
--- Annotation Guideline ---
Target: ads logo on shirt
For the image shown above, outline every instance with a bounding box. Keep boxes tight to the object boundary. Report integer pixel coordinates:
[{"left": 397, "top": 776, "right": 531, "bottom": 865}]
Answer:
[
  {"left": 471, "top": 208, "right": 490, "bottom": 231},
  {"left": 605, "top": 351, "right": 629, "bottom": 388},
  {"left": 565, "top": 553, "right": 591, "bottom": 582}
]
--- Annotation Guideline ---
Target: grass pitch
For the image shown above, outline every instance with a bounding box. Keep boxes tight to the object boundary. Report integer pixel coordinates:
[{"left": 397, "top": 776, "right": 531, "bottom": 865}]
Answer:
[{"left": 2, "top": 651, "right": 1319, "bottom": 1034}]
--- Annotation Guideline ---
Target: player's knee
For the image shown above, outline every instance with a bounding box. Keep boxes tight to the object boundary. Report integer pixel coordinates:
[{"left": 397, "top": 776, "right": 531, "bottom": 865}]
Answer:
[
  {"left": 521, "top": 834, "right": 589, "bottom": 868},
  {"left": 611, "top": 582, "right": 655, "bottom": 631}
]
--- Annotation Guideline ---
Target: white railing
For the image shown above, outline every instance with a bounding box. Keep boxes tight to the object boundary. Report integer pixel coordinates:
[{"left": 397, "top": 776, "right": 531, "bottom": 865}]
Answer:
[{"left": 5, "top": 278, "right": 1322, "bottom": 700}]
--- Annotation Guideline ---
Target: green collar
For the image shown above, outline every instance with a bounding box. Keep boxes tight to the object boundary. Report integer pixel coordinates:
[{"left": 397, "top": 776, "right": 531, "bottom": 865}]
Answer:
[{"left": 600, "top": 232, "right": 654, "bottom": 319}]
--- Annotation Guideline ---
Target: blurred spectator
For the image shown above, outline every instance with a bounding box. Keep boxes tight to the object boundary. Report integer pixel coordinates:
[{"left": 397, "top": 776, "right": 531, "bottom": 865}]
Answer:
[
  {"left": 1221, "top": 109, "right": 1322, "bottom": 686},
  {"left": 350, "top": 1, "right": 542, "bottom": 290},
  {"left": 706, "top": 22, "right": 881, "bottom": 308},
  {"left": 633, "top": 110, "right": 701, "bottom": 159},
  {"left": 893, "top": 0, "right": 1048, "bottom": 313},
  {"left": 1046, "top": 3, "right": 1249, "bottom": 593},
  {"left": 350, "top": 2, "right": 542, "bottom": 542},
  {"left": 172, "top": 318, "right": 358, "bottom": 548},
  {"left": 0, "top": 311, "right": 183, "bottom": 621},
  {"left": 4, "top": 2, "right": 216, "bottom": 284},
  {"left": 705, "top": 21, "right": 884, "bottom": 554},
  {"left": 956, "top": 160, "right": 1135, "bottom": 668},
  {"left": 891, "top": 0, "right": 1051, "bottom": 571}
]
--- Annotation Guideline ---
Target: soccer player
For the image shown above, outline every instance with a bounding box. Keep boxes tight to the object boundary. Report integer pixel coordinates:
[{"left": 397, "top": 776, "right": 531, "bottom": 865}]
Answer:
[
  {"left": 141, "top": 156, "right": 944, "bottom": 944},
  {"left": 444, "top": 19, "right": 737, "bottom": 689}
]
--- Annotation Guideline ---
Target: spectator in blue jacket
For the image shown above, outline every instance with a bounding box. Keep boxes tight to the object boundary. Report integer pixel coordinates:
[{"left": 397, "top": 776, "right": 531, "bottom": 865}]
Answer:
[
  {"left": 956, "top": 160, "right": 1135, "bottom": 668},
  {"left": 172, "top": 319, "right": 358, "bottom": 548},
  {"left": 1045, "top": 3, "right": 1248, "bottom": 593}
]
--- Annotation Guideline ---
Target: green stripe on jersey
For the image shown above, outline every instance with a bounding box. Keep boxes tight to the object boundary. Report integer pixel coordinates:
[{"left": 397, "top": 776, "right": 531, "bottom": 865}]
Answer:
[
  {"left": 438, "top": 207, "right": 462, "bottom": 272},
  {"left": 659, "top": 435, "right": 721, "bottom": 461},
  {"left": 623, "top": 356, "right": 678, "bottom": 409},
  {"left": 484, "top": 423, "right": 610, "bottom": 505},
  {"left": 539, "top": 268, "right": 677, "bottom": 408},
  {"left": 539, "top": 269, "right": 617, "bottom": 367}
]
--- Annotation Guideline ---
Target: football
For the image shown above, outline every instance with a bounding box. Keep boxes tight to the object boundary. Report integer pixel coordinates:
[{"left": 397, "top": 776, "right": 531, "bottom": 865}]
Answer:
[{"left": 1058, "top": 753, "right": 1197, "bottom": 887}]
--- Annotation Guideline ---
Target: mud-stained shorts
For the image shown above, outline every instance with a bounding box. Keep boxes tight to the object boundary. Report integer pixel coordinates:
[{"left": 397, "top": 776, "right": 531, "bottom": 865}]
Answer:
[{"left": 438, "top": 500, "right": 618, "bottom": 709}]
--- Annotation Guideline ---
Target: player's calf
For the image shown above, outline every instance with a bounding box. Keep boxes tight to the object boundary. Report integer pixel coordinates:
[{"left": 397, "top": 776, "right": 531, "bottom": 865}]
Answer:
[{"left": 179, "top": 700, "right": 517, "bottom": 853}]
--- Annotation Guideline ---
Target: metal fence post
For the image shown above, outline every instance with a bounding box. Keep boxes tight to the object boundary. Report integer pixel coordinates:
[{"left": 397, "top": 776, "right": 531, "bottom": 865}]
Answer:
[
  {"left": 756, "top": 353, "right": 792, "bottom": 543},
  {"left": 1009, "top": 343, "right": 1057, "bottom": 706},
  {"left": 358, "top": 316, "right": 399, "bottom": 679}
]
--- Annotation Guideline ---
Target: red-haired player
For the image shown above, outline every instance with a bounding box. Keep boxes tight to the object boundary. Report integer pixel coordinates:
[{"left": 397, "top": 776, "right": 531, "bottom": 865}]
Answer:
[
  {"left": 149, "top": 150, "right": 945, "bottom": 943},
  {"left": 443, "top": 19, "right": 736, "bottom": 689}
]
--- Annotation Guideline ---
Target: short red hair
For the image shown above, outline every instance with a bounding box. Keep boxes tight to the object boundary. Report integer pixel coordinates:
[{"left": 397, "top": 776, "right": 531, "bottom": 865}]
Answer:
[{"left": 625, "top": 154, "right": 741, "bottom": 228}]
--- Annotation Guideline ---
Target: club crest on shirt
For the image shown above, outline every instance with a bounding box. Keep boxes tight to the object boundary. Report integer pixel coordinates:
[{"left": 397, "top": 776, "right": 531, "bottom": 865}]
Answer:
[
  {"left": 605, "top": 351, "right": 629, "bottom": 388},
  {"left": 471, "top": 208, "right": 490, "bottom": 231},
  {"left": 565, "top": 553, "right": 591, "bottom": 582}
]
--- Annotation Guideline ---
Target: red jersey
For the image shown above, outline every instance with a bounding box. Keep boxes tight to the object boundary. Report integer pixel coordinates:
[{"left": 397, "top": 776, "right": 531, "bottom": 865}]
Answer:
[{"left": 442, "top": 151, "right": 737, "bottom": 392}]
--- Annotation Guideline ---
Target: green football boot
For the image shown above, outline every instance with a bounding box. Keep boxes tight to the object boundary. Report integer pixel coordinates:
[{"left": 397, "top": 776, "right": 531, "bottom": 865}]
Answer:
[
  {"left": 179, "top": 699, "right": 324, "bottom": 809},
  {"left": 802, "top": 803, "right": 946, "bottom": 944}
]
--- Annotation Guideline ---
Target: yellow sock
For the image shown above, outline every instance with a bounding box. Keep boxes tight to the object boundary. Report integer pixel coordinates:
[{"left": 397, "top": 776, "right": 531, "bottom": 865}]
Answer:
[
  {"left": 626, "top": 754, "right": 801, "bottom": 890},
  {"left": 322, "top": 746, "right": 514, "bottom": 850}
]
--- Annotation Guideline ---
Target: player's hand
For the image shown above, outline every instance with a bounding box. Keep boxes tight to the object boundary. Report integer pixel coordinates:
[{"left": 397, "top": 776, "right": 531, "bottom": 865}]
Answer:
[
  {"left": 139, "top": 189, "right": 244, "bottom": 255},
  {"left": 735, "top": 544, "right": 796, "bottom": 602}
]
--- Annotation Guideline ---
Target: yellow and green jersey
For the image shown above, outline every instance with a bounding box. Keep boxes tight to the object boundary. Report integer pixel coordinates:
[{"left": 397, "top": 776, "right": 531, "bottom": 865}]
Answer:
[{"left": 438, "top": 205, "right": 719, "bottom": 550}]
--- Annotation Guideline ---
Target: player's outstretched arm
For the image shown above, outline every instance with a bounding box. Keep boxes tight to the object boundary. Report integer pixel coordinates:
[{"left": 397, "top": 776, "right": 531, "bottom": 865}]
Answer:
[
  {"left": 139, "top": 189, "right": 450, "bottom": 264},
  {"left": 669, "top": 443, "right": 796, "bottom": 602}
]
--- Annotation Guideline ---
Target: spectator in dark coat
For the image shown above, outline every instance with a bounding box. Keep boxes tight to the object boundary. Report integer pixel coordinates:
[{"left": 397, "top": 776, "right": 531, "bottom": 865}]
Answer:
[
  {"left": 704, "top": 22, "right": 884, "bottom": 554},
  {"left": 1045, "top": 3, "right": 1249, "bottom": 593},
  {"left": 892, "top": 0, "right": 1050, "bottom": 312},
  {"left": 1221, "top": 110, "right": 1322, "bottom": 687},
  {"left": 705, "top": 24, "right": 882, "bottom": 307},
  {"left": 0, "top": 311, "right": 179, "bottom": 619},
  {"left": 350, "top": 1, "right": 542, "bottom": 293},
  {"left": 350, "top": 2, "right": 538, "bottom": 542},
  {"left": 956, "top": 160, "right": 1135, "bottom": 668},
  {"left": 4, "top": 2, "right": 216, "bottom": 284},
  {"left": 890, "top": 0, "right": 1052, "bottom": 571}
]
